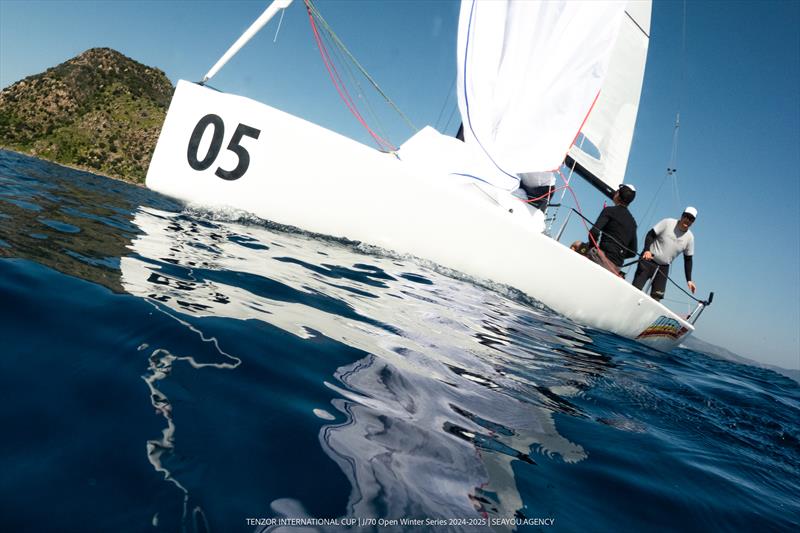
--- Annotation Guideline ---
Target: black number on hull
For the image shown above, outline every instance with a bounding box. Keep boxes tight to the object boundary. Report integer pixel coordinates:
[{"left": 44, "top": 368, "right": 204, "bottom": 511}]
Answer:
[
  {"left": 215, "top": 124, "right": 261, "bottom": 181},
  {"left": 187, "top": 114, "right": 224, "bottom": 171},
  {"left": 186, "top": 115, "right": 261, "bottom": 181}
]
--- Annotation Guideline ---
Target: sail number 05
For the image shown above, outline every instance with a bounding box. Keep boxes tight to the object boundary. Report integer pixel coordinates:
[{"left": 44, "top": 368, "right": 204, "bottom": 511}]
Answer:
[{"left": 186, "top": 114, "right": 261, "bottom": 181}]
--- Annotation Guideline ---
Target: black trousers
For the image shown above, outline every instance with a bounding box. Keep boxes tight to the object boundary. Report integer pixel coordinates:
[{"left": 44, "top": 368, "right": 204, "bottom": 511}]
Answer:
[{"left": 633, "top": 260, "right": 669, "bottom": 300}]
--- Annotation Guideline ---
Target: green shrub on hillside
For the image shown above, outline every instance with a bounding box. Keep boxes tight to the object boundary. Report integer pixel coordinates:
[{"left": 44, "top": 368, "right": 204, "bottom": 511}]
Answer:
[{"left": 0, "top": 48, "right": 173, "bottom": 184}]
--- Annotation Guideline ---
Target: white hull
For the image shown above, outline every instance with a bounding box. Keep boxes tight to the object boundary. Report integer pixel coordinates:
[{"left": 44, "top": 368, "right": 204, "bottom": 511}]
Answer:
[{"left": 146, "top": 81, "right": 693, "bottom": 351}]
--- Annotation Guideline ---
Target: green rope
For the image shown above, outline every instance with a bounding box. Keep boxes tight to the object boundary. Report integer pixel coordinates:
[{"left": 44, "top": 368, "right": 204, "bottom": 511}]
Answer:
[
  {"left": 321, "top": 20, "right": 393, "bottom": 146},
  {"left": 307, "top": 0, "right": 418, "bottom": 134}
]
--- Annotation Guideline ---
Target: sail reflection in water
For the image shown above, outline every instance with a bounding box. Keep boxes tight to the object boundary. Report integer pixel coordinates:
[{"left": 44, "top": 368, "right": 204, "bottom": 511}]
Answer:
[{"left": 120, "top": 206, "right": 611, "bottom": 524}]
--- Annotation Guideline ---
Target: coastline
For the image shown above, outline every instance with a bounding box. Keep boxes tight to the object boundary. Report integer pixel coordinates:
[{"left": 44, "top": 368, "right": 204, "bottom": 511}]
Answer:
[{"left": 0, "top": 145, "right": 147, "bottom": 188}]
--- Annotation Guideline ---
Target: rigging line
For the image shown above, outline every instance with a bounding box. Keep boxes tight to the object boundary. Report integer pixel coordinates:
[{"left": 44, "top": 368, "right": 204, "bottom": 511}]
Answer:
[
  {"left": 625, "top": 260, "right": 693, "bottom": 305},
  {"left": 664, "top": 270, "right": 703, "bottom": 303},
  {"left": 669, "top": 113, "right": 682, "bottom": 211},
  {"left": 641, "top": 1, "right": 689, "bottom": 228},
  {"left": 557, "top": 170, "right": 586, "bottom": 222},
  {"left": 640, "top": 168, "right": 670, "bottom": 230},
  {"left": 640, "top": 256, "right": 705, "bottom": 305},
  {"left": 306, "top": 2, "right": 395, "bottom": 151},
  {"left": 567, "top": 207, "right": 640, "bottom": 259},
  {"left": 557, "top": 170, "right": 619, "bottom": 274},
  {"left": 671, "top": 0, "right": 688, "bottom": 210},
  {"left": 306, "top": 2, "right": 379, "bottom": 144},
  {"left": 273, "top": 5, "right": 286, "bottom": 42},
  {"left": 625, "top": 9, "right": 650, "bottom": 39},
  {"left": 319, "top": 24, "right": 375, "bottom": 130},
  {"left": 321, "top": 19, "right": 393, "bottom": 147},
  {"left": 306, "top": 0, "right": 418, "bottom": 134},
  {"left": 524, "top": 184, "right": 570, "bottom": 205},
  {"left": 314, "top": 18, "right": 360, "bottom": 116},
  {"left": 434, "top": 74, "right": 457, "bottom": 131},
  {"left": 309, "top": 2, "right": 366, "bottom": 116},
  {"left": 661, "top": 296, "right": 690, "bottom": 305},
  {"left": 550, "top": 143, "right": 584, "bottom": 231},
  {"left": 679, "top": 0, "right": 688, "bottom": 118},
  {"left": 672, "top": 169, "right": 682, "bottom": 209},
  {"left": 677, "top": 2, "right": 689, "bottom": 207},
  {"left": 442, "top": 100, "right": 459, "bottom": 134},
  {"left": 641, "top": 113, "right": 681, "bottom": 229}
]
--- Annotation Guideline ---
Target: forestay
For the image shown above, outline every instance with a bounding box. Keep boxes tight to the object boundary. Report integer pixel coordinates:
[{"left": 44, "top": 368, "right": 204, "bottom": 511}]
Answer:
[
  {"left": 567, "top": 1, "right": 652, "bottom": 194},
  {"left": 456, "top": 0, "right": 628, "bottom": 190}
]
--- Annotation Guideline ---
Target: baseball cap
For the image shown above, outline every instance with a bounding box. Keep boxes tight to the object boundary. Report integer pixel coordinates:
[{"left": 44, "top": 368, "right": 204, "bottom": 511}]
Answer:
[
  {"left": 617, "top": 184, "right": 636, "bottom": 204},
  {"left": 683, "top": 206, "right": 698, "bottom": 218}
]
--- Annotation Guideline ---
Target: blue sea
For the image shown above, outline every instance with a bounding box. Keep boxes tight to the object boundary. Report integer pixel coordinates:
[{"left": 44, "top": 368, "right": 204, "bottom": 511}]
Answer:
[{"left": 0, "top": 149, "right": 798, "bottom": 533}]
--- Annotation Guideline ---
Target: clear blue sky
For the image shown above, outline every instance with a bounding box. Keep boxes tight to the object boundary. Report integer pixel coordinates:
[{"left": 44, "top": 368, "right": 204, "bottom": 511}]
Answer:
[{"left": 1, "top": 0, "right": 798, "bottom": 370}]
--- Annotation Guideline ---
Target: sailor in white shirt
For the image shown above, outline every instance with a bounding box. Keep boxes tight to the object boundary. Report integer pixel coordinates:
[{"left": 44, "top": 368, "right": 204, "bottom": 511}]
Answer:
[{"left": 632, "top": 207, "right": 698, "bottom": 301}]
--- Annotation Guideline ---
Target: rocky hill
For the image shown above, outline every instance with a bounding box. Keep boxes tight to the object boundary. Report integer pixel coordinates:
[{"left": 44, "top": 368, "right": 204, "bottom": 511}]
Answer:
[{"left": 0, "top": 48, "right": 173, "bottom": 183}]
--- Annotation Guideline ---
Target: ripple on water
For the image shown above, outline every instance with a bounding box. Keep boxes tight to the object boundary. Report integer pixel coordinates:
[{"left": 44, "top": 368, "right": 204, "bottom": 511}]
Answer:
[
  {"left": 39, "top": 218, "right": 81, "bottom": 234},
  {"left": 0, "top": 149, "right": 797, "bottom": 532}
]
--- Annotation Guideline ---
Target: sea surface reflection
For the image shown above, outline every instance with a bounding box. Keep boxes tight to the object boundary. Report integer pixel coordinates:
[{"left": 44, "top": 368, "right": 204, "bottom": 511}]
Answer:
[
  {"left": 1, "top": 150, "right": 798, "bottom": 532},
  {"left": 119, "top": 205, "right": 607, "bottom": 526}
]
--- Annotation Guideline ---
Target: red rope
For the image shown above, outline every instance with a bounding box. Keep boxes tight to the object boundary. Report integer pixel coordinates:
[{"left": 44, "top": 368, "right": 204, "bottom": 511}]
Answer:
[
  {"left": 557, "top": 168, "right": 619, "bottom": 274},
  {"left": 305, "top": 1, "right": 396, "bottom": 151},
  {"left": 568, "top": 90, "right": 602, "bottom": 154},
  {"left": 521, "top": 184, "right": 570, "bottom": 204}
]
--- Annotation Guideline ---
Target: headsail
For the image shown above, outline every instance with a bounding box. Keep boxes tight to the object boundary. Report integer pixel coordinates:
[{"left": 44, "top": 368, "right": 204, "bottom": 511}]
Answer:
[
  {"left": 456, "top": 0, "right": 628, "bottom": 190},
  {"left": 566, "top": 1, "right": 652, "bottom": 197}
]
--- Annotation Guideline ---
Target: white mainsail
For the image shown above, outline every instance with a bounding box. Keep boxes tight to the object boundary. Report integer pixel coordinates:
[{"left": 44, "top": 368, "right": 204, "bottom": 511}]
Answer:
[
  {"left": 567, "top": 1, "right": 652, "bottom": 194},
  {"left": 456, "top": 0, "right": 628, "bottom": 190}
]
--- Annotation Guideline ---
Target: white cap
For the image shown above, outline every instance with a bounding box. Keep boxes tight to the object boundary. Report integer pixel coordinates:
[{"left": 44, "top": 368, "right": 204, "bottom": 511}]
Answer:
[
  {"left": 620, "top": 183, "right": 636, "bottom": 192},
  {"left": 683, "top": 206, "right": 698, "bottom": 218}
]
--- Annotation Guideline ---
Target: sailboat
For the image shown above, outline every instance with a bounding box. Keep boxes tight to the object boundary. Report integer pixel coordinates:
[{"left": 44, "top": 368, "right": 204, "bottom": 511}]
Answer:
[{"left": 145, "top": 0, "right": 711, "bottom": 352}]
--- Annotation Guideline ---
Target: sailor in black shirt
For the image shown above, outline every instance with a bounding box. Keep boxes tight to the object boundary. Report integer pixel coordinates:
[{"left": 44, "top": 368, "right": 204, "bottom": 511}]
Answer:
[{"left": 581, "top": 184, "right": 638, "bottom": 272}]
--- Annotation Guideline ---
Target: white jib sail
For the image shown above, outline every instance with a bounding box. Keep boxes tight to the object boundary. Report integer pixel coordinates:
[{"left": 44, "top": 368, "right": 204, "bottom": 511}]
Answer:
[
  {"left": 456, "top": 0, "right": 627, "bottom": 190},
  {"left": 567, "top": 1, "right": 652, "bottom": 192}
]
